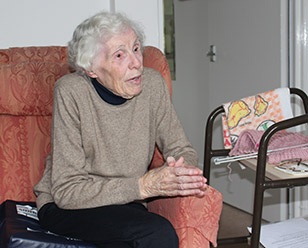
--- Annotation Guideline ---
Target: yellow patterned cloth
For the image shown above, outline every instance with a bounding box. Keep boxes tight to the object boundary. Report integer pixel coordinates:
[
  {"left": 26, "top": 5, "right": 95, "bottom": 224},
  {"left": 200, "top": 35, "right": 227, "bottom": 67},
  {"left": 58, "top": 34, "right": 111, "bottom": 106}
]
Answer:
[{"left": 222, "top": 88, "right": 293, "bottom": 149}]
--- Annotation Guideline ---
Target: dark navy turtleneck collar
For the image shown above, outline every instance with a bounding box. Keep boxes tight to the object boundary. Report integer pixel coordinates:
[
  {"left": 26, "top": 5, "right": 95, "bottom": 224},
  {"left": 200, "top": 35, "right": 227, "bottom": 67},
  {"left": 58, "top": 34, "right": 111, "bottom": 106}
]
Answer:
[{"left": 91, "top": 78, "right": 127, "bottom": 105}]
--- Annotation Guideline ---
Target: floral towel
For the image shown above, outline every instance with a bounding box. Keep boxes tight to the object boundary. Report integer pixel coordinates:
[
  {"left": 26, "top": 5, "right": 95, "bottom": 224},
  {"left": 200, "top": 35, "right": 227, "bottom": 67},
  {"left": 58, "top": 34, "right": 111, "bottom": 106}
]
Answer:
[
  {"left": 222, "top": 88, "right": 293, "bottom": 149},
  {"left": 229, "top": 130, "right": 308, "bottom": 164}
]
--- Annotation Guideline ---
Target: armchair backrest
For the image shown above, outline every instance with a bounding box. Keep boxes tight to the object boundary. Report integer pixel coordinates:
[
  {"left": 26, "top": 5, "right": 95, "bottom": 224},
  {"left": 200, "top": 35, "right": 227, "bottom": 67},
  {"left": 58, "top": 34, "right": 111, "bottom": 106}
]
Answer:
[
  {"left": 143, "top": 46, "right": 172, "bottom": 169},
  {"left": 143, "top": 46, "right": 172, "bottom": 98},
  {"left": 0, "top": 47, "right": 71, "bottom": 204},
  {"left": 0, "top": 46, "right": 171, "bottom": 204}
]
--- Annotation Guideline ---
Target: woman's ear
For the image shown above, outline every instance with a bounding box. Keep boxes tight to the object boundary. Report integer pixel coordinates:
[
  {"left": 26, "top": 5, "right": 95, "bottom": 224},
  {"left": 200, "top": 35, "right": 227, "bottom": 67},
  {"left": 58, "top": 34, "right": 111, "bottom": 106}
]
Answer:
[{"left": 85, "top": 70, "right": 97, "bottom": 78}]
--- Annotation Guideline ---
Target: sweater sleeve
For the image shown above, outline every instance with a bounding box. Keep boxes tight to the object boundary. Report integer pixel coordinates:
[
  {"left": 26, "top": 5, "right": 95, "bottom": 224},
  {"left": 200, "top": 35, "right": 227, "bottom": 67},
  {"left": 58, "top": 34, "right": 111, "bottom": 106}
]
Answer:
[
  {"left": 50, "top": 82, "right": 142, "bottom": 209},
  {"left": 154, "top": 76, "right": 199, "bottom": 167}
]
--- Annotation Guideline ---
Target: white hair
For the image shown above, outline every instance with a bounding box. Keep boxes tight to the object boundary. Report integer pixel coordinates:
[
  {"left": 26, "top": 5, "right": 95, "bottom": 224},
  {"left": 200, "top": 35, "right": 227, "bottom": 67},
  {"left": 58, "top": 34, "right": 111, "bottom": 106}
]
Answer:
[{"left": 68, "top": 11, "right": 145, "bottom": 74}]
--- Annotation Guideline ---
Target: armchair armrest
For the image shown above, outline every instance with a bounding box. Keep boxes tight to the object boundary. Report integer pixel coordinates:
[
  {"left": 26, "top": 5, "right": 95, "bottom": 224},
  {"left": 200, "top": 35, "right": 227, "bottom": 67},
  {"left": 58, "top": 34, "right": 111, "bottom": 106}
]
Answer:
[{"left": 148, "top": 186, "right": 223, "bottom": 248}]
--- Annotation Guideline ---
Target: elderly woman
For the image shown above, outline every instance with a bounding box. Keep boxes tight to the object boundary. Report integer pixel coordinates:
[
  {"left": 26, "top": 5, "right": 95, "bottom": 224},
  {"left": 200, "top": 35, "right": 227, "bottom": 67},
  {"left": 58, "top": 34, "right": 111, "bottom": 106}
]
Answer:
[{"left": 34, "top": 11, "right": 207, "bottom": 248}]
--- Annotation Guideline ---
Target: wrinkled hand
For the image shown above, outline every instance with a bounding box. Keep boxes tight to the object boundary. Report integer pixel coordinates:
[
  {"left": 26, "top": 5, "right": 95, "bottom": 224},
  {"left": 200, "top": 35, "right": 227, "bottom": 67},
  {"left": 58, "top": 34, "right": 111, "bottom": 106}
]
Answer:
[{"left": 139, "top": 157, "right": 207, "bottom": 199}]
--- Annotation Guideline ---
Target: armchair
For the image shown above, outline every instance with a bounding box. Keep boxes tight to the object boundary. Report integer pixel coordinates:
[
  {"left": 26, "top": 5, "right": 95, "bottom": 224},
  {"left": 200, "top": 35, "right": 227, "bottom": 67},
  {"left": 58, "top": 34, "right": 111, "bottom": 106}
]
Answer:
[{"left": 0, "top": 46, "right": 222, "bottom": 247}]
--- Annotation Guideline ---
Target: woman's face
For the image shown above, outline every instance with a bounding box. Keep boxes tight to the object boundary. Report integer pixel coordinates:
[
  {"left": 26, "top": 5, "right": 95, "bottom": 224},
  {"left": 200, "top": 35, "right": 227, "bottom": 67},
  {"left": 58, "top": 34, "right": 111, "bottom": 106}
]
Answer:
[{"left": 87, "top": 28, "right": 144, "bottom": 99}]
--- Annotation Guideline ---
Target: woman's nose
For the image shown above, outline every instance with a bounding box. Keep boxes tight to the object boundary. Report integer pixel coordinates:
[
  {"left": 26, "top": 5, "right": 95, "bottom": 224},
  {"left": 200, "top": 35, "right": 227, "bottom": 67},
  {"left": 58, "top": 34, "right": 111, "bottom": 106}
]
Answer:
[{"left": 128, "top": 53, "right": 142, "bottom": 69}]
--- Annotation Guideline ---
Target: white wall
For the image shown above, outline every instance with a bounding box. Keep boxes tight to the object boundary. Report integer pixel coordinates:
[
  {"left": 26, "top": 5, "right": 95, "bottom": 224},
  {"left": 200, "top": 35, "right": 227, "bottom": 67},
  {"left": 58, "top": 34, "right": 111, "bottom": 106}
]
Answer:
[
  {"left": 114, "top": 0, "right": 164, "bottom": 50},
  {"left": 0, "top": 0, "right": 163, "bottom": 50},
  {"left": 0, "top": 0, "right": 110, "bottom": 48}
]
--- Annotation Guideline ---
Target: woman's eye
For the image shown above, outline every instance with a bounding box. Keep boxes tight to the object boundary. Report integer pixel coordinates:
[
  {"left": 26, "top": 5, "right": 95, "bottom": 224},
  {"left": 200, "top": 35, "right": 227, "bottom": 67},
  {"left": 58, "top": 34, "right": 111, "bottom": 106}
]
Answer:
[
  {"left": 116, "top": 53, "right": 121, "bottom": 58},
  {"left": 134, "top": 46, "right": 139, "bottom": 52}
]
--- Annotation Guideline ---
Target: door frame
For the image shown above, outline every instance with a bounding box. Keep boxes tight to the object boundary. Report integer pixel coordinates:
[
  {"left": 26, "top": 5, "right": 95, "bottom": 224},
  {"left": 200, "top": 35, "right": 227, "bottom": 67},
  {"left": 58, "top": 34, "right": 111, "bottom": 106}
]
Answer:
[{"left": 289, "top": 0, "right": 308, "bottom": 218}]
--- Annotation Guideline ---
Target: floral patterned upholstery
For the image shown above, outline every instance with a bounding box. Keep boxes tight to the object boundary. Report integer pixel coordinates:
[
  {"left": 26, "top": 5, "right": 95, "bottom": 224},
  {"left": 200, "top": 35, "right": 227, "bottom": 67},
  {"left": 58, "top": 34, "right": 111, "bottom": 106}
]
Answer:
[
  {"left": 148, "top": 187, "right": 222, "bottom": 248},
  {"left": 0, "top": 47, "right": 71, "bottom": 204},
  {"left": 0, "top": 46, "right": 222, "bottom": 248}
]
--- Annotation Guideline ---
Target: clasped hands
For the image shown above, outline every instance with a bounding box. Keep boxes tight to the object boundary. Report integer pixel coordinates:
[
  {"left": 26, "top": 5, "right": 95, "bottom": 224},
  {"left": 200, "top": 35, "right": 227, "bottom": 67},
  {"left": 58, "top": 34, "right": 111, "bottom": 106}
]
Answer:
[{"left": 139, "top": 156, "right": 208, "bottom": 199}]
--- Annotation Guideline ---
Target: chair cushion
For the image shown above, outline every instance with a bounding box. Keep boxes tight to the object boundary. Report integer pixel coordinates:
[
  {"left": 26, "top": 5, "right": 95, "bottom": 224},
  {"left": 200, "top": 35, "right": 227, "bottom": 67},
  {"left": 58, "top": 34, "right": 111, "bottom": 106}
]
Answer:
[{"left": 0, "top": 200, "right": 95, "bottom": 248}]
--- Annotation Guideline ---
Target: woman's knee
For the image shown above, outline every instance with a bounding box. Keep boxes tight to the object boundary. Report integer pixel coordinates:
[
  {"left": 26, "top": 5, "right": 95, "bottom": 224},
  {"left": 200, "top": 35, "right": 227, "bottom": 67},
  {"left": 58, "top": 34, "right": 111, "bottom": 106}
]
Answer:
[{"left": 146, "top": 214, "right": 179, "bottom": 247}]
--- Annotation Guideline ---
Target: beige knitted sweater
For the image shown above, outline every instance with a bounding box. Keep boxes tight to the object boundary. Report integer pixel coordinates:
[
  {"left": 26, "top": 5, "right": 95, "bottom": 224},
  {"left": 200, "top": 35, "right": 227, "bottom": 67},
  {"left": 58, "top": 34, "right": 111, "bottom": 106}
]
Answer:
[{"left": 34, "top": 68, "right": 198, "bottom": 210}]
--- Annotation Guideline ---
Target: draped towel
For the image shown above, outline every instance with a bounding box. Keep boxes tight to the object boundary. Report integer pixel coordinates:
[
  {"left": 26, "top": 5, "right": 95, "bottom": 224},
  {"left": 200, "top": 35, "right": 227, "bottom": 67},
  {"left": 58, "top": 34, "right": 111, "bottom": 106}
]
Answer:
[{"left": 222, "top": 88, "right": 293, "bottom": 149}]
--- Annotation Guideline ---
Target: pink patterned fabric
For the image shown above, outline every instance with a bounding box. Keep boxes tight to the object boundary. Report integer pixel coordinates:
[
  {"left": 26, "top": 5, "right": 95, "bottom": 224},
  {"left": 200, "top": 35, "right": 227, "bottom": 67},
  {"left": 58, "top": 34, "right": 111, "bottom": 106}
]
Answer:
[
  {"left": 0, "top": 47, "right": 70, "bottom": 116},
  {"left": 0, "top": 46, "right": 222, "bottom": 248},
  {"left": 0, "top": 115, "right": 50, "bottom": 201},
  {"left": 229, "top": 129, "right": 308, "bottom": 164},
  {"left": 148, "top": 186, "right": 223, "bottom": 248},
  {"left": 143, "top": 46, "right": 172, "bottom": 169},
  {"left": 0, "top": 47, "right": 71, "bottom": 203},
  {"left": 143, "top": 46, "right": 172, "bottom": 98}
]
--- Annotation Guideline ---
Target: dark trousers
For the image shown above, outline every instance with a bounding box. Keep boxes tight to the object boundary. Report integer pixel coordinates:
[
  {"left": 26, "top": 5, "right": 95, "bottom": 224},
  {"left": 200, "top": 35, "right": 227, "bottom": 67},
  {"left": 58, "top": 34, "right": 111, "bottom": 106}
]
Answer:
[{"left": 38, "top": 202, "right": 179, "bottom": 248}]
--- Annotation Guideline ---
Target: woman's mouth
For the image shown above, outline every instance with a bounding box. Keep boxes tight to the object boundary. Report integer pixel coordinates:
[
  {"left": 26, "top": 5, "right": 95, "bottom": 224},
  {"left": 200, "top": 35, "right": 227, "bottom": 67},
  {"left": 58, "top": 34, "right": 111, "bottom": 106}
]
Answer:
[{"left": 128, "top": 75, "right": 142, "bottom": 85}]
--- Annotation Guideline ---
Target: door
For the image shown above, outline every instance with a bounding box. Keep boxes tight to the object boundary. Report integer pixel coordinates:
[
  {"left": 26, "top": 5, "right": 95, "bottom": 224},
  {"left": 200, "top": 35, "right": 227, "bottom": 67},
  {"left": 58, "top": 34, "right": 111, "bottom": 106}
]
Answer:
[{"left": 206, "top": 0, "right": 289, "bottom": 222}]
